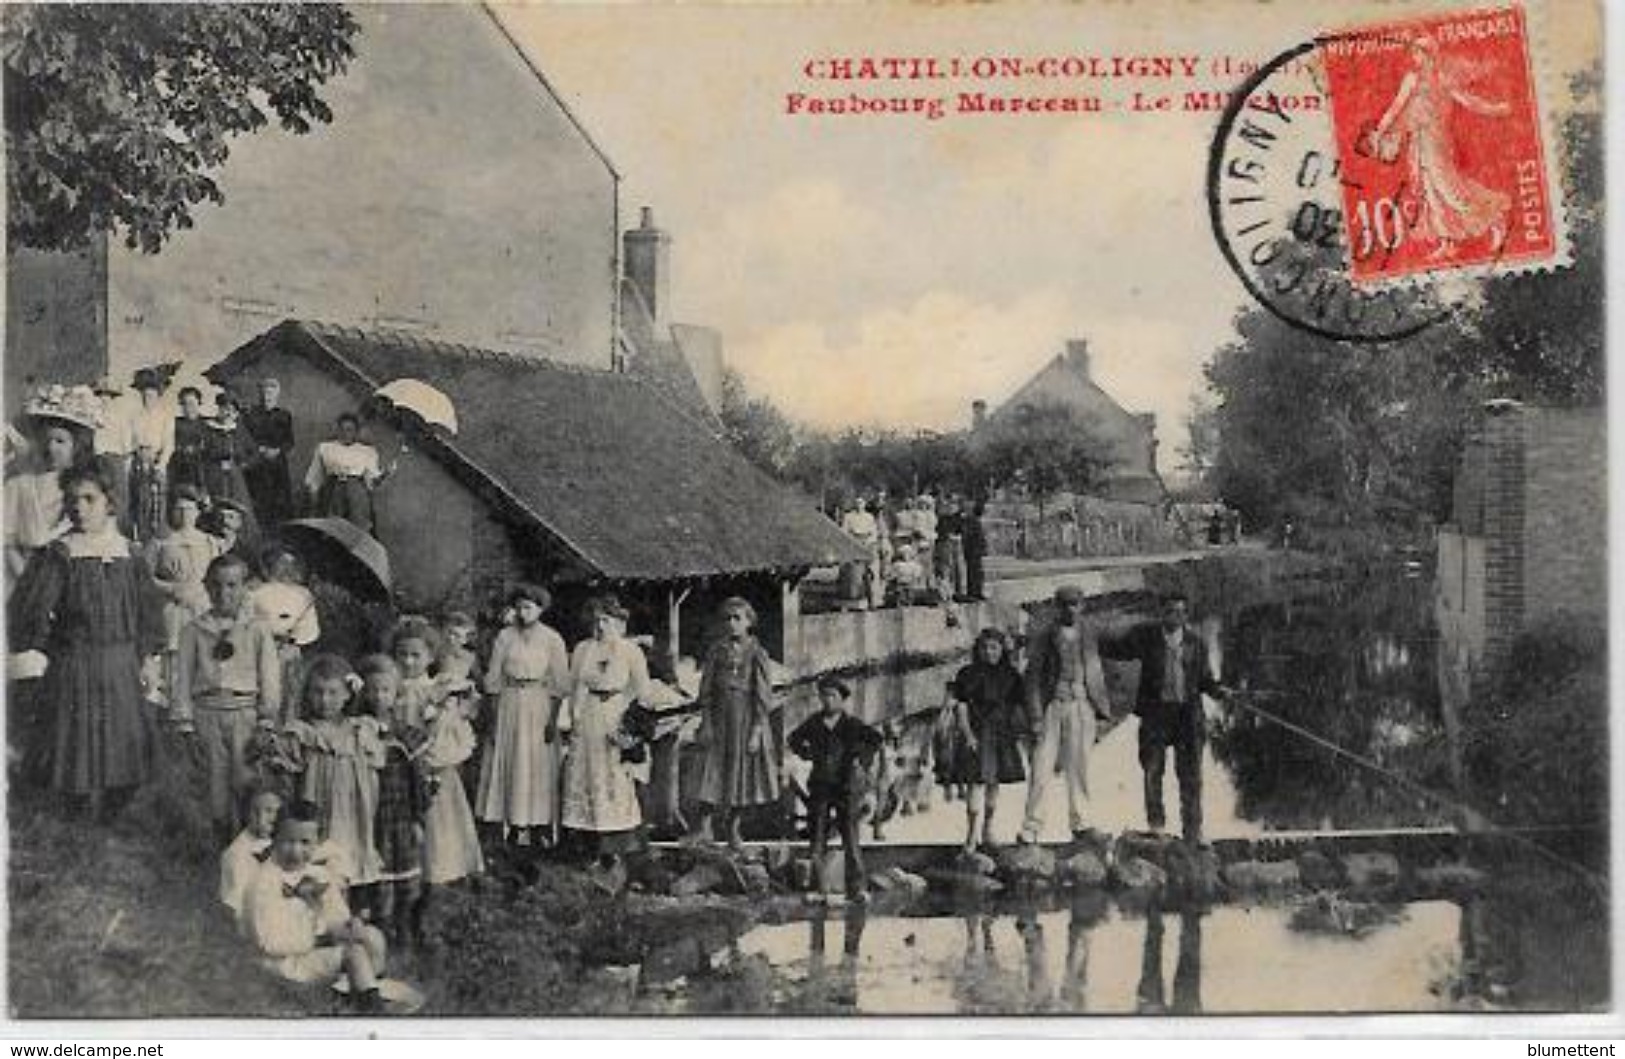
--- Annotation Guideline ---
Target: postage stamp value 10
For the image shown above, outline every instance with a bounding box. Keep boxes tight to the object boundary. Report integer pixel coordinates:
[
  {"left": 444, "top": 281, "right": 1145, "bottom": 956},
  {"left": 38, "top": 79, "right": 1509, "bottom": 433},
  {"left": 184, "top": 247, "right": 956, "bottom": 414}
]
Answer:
[{"left": 1319, "top": 4, "right": 1561, "bottom": 284}]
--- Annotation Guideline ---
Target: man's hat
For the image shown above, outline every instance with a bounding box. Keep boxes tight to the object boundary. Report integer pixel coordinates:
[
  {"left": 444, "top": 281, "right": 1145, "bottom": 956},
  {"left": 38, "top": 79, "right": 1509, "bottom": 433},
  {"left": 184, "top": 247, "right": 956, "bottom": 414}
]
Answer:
[{"left": 1054, "top": 584, "right": 1086, "bottom": 606}]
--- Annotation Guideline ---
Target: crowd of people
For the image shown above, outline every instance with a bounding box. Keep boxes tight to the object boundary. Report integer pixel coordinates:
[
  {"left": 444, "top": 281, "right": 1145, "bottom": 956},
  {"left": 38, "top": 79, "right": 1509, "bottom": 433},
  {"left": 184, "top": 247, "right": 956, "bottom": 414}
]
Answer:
[
  {"left": 5, "top": 372, "right": 396, "bottom": 577},
  {"left": 835, "top": 491, "right": 989, "bottom": 609},
  {"left": 3, "top": 375, "right": 1232, "bottom": 1013}
]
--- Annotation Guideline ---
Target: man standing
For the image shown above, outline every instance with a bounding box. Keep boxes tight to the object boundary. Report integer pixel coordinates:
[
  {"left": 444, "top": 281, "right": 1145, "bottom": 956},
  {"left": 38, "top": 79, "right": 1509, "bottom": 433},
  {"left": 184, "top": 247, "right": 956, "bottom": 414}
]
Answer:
[
  {"left": 1098, "top": 593, "right": 1228, "bottom": 843},
  {"left": 1019, "top": 585, "right": 1112, "bottom": 844}
]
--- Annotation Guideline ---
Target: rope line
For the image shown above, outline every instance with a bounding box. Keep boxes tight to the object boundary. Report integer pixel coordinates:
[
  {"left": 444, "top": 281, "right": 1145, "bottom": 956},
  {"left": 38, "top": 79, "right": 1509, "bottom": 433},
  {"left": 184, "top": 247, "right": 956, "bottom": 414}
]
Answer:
[{"left": 1225, "top": 690, "right": 1608, "bottom": 900}]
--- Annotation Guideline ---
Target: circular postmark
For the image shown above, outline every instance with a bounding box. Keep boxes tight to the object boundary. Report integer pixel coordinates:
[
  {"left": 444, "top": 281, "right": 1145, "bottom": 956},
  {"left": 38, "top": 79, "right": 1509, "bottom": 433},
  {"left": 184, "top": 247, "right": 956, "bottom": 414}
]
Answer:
[{"left": 1207, "top": 41, "right": 1460, "bottom": 343}]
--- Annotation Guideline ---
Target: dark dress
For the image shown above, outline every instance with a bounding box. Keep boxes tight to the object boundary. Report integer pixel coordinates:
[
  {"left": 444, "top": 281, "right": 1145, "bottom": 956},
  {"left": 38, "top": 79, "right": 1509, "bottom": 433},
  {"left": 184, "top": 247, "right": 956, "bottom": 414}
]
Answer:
[
  {"left": 169, "top": 417, "right": 209, "bottom": 496},
  {"left": 7, "top": 537, "right": 165, "bottom": 793},
  {"left": 937, "top": 661, "right": 1027, "bottom": 786},
  {"left": 374, "top": 724, "right": 431, "bottom": 882},
  {"left": 242, "top": 406, "right": 295, "bottom": 526},
  {"left": 199, "top": 420, "right": 255, "bottom": 515},
  {"left": 696, "top": 635, "right": 781, "bottom": 810}
]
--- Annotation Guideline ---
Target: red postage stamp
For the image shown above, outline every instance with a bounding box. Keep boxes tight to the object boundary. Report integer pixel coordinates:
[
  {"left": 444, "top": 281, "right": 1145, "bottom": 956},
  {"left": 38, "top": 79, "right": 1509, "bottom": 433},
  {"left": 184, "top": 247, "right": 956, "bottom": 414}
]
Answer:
[{"left": 1319, "top": 5, "right": 1561, "bottom": 285}]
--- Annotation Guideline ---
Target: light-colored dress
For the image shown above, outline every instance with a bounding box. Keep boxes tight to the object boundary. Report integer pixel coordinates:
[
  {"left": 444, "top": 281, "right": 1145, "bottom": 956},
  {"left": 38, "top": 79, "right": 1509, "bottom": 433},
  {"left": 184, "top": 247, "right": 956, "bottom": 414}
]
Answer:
[
  {"left": 250, "top": 580, "right": 319, "bottom": 724},
  {"left": 476, "top": 623, "right": 569, "bottom": 828},
  {"left": 560, "top": 636, "right": 651, "bottom": 837},
  {"left": 287, "top": 716, "right": 386, "bottom": 886},
  {"left": 418, "top": 690, "right": 485, "bottom": 884},
  {"left": 149, "top": 528, "right": 221, "bottom": 652},
  {"left": 4, "top": 471, "right": 68, "bottom": 558}
]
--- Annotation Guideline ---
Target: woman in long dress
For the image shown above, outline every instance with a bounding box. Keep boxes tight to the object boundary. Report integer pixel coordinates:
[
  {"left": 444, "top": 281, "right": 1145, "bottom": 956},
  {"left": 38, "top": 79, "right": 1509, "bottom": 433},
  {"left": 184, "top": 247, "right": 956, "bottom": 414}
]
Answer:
[
  {"left": 127, "top": 367, "right": 175, "bottom": 545},
  {"left": 147, "top": 485, "right": 221, "bottom": 708},
  {"left": 7, "top": 461, "right": 165, "bottom": 813},
  {"left": 303, "top": 412, "right": 392, "bottom": 535},
  {"left": 476, "top": 583, "right": 570, "bottom": 848},
  {"left": 4, "top": 413, "right": 89, "bottom": 583},
  {"left": 560, "top": 595, "right": 651, "bottom": 864},
  {"left": 692, "top": 597, "right": 781, "bottom": 847},
  {"left": 167, "top": 387, "right": 209, "bottom": 499},
  {"left": 199, "top": 391, "right": 256, "bottom": 517}
]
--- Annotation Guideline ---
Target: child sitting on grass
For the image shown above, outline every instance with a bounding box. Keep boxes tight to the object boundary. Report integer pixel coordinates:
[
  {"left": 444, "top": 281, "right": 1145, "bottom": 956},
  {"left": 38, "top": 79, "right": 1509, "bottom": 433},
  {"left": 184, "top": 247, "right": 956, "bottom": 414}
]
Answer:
[
  {"left": 220, "top": 787, "right": 283, "bottom": 920},
  {"left": 242, "top": 799, "right": 389, "bottom": 1014},
  {"left": 788, "top": 676, "right": 882, "bottom": 906}
]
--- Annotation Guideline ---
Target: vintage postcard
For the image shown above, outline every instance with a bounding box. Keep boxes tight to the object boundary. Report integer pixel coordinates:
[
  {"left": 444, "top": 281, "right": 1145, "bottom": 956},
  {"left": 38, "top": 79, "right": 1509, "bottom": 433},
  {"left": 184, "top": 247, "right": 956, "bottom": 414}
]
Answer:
[{"left": 0, "top": 0, "right": 1608, "bottom": 1027}]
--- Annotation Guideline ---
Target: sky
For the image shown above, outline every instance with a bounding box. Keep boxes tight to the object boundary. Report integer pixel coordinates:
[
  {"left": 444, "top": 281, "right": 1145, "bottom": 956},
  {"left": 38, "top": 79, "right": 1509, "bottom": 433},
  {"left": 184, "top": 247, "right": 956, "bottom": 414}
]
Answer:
[{"left": 495, "top": 0, "right": 1600, "bottom": 466}]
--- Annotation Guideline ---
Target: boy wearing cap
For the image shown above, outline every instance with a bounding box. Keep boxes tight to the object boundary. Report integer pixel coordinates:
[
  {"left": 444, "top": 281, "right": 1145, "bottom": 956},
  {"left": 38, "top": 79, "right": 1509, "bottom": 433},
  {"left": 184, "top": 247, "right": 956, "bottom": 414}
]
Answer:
[
  {"left": 788, "top": 676, "right": 882, "bottom": 904},
  {"left": 1018, "top": 584, "right": 1112, "bottom": 845}
]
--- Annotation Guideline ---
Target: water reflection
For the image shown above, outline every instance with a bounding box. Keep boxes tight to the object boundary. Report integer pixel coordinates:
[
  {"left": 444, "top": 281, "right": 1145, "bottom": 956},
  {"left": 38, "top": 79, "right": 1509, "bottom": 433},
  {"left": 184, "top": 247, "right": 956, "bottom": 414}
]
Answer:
[
  {"left": 1210, "top": 575, "right": 1455, "bottom": 831},
  {"left": 1135, "top": 904, "right": 1203, "bottom": 1015},
  {"left": 735, "top": 898, "right": 1466, "bottom": 1014}
]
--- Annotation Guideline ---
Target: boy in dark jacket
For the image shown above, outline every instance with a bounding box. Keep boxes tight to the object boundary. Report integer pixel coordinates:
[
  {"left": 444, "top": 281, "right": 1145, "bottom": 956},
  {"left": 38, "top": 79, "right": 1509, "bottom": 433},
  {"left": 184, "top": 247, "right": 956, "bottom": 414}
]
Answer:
[{"left": 788, "top": 677, "right": 882, "bottom": 904}]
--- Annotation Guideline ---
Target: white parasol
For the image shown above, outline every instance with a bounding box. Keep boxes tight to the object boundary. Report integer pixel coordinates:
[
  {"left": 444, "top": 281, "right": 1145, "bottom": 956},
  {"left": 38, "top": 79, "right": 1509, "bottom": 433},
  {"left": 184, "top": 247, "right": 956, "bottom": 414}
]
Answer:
[{"left": 373, "top": 378, "right": 459, "bottom": 436}]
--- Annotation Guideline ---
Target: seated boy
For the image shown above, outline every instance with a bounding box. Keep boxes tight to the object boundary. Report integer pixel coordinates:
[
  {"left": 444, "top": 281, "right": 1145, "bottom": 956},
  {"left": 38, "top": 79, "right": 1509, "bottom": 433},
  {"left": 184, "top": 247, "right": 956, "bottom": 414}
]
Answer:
[
  {"left": 787, "top": 676, "right": 883, "bottom": 905},
  {"left": 242, "top": 800, "right": 388, "bottom": 1013},
  {"left": 220, "top": 787, "right": 283, "bottom": 921}
]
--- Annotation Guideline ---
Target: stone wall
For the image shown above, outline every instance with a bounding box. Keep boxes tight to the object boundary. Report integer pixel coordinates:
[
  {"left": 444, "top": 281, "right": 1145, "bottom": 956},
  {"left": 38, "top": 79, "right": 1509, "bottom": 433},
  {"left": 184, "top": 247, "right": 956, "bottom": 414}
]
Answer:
[{"left": 15, "top": 5, "right": 619, "bottom": 394}]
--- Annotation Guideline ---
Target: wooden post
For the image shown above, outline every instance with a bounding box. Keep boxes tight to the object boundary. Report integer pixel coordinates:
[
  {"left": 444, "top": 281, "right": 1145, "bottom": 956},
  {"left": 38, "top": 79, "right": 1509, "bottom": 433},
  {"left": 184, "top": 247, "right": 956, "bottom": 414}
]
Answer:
[{"left": 667, "top": 584, "right": 691, "bottom": 667}]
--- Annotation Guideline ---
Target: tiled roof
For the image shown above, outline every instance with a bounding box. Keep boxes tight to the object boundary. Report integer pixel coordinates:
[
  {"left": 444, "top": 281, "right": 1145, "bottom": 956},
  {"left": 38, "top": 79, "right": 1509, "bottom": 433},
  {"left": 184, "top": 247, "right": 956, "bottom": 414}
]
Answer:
[{"left": 209, "top": 321, "right": 865, "bottom": 581}]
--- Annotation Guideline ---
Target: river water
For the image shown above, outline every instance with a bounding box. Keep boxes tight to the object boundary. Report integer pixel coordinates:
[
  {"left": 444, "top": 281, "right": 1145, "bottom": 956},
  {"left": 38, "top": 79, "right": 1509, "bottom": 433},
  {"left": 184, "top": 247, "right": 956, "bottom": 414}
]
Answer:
[{"left": 707, "top": 568, "right": 1610, "bottom": 1014}]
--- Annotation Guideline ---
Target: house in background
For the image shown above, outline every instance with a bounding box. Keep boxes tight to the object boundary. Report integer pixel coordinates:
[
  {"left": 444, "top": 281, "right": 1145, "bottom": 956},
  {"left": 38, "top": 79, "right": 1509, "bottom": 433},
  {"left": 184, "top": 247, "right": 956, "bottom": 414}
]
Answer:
[
  {"left": 207, "top": 320, "right": 865, "bottom": 663},
  {"left": 6, "top": 4, "right": 621, "bottom": 409},
  {"left": 973, "top": 338, "right": 1163, "bottom": 495},
  {"left": 969, "top": 338, "right": 1175, "bottom": 558}
]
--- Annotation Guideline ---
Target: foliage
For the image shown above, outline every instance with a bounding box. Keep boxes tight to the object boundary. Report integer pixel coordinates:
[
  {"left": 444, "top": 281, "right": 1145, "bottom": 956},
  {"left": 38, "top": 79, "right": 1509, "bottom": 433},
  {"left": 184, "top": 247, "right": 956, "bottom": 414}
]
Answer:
[
  {"left": 1460, "top": 612, "right": 1608, "bottom": 830},
  {"left": 4, "top": 3, "right": 359, "bottom": 253},
  {"left": 1179, "top": 393, "right": 1220, "bottom": 483},
  {"left": 719, "top": 367, "right": 800, "bottom": 481},
  {"left": 973, "top": 400, "right": 1113, "bottom": 508},
  {"left": 1436, "top": 90, "right": 1604, "bottom": 406},
  {"left": 1202, "top": 77, "right": 1601, "bottom": 538}
]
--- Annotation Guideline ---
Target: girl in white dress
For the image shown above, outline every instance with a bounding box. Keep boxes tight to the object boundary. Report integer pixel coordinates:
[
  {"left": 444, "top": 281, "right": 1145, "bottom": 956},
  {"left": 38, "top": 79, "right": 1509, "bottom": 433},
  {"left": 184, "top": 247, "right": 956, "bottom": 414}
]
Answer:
[
  {"left": 560, "top": 595, "right": 651, "bottom": 864},
  {"left": 476, "top": 584, "right": 569, "bottom": 848},
  {"left": 391, "top": 617, "right": 483, "bottom": 886}
]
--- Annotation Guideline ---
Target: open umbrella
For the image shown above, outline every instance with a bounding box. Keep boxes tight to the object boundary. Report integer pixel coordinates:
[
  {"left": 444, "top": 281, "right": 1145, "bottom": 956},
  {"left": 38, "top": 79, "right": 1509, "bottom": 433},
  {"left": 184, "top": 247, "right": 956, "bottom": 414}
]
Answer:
[
  {"left": 374, "top": 378, "right": 459, "bottom": 436},
  {"left": 278, "top": 518, "right": 393, "bottom": 602}
]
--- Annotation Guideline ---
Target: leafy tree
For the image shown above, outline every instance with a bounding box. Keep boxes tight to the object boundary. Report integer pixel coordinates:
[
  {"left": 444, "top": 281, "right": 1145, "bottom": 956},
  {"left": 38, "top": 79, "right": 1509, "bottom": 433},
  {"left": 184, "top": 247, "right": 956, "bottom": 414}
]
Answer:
[
  {"left": 1205, "top": 72, "right": 1601, "bottom": 540},
  {"left": 4, "top": 3, "right": 359, "bottom": 253},
  {"left": 973, "top": 400, "right": 1112, "bottom": 513},
  {"left": 719, "top": 367, "right": 800, "bottom": 480},
  {"left": 1179, "top": 392, "right": 1221, "bottom": 484},
  {"left": 1437, "top": 88, "right": 1603, "bottom": 405}
]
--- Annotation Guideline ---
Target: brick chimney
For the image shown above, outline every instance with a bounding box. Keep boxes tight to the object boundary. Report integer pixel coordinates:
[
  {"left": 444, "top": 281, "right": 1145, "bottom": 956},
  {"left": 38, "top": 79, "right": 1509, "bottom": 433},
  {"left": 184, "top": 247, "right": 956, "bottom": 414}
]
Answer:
[
  {"left": 624, "top": 206, "right": 671, "bottom": 331},
  {"left": 972, "top": 399, "right": 988, "bottom": 429},
  {"left": 1065, "top": 339, "right": 1091, "bottom": 379}
]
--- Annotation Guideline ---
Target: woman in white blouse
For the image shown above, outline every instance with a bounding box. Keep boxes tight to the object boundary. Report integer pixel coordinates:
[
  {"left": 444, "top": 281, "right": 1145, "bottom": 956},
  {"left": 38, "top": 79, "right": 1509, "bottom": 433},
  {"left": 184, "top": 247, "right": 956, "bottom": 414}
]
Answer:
[
  {"left": 303, "top": 412, "right": 393, "bottom": 535},
  {"left": 560, "top": 595, "right": 651, "bottom": 871}
]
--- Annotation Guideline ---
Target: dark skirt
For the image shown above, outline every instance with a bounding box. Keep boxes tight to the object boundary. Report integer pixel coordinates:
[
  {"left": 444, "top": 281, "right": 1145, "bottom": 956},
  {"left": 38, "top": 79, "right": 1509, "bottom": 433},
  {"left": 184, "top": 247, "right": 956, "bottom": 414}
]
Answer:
[
  {"left": 935, "top": 722, "right": 1024, "bottom": 787},
  {"left": 47, "top": 642, "right": 156, "bottom": 794},
  {"left": 320, "top": 478, "right": 375, "bottom": 535},
  {"left": 129, "top": 457, "right": 166, "bottom": 545},
  {"left": 375, "top": 755, "right": 424, "bottom": 879}
]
